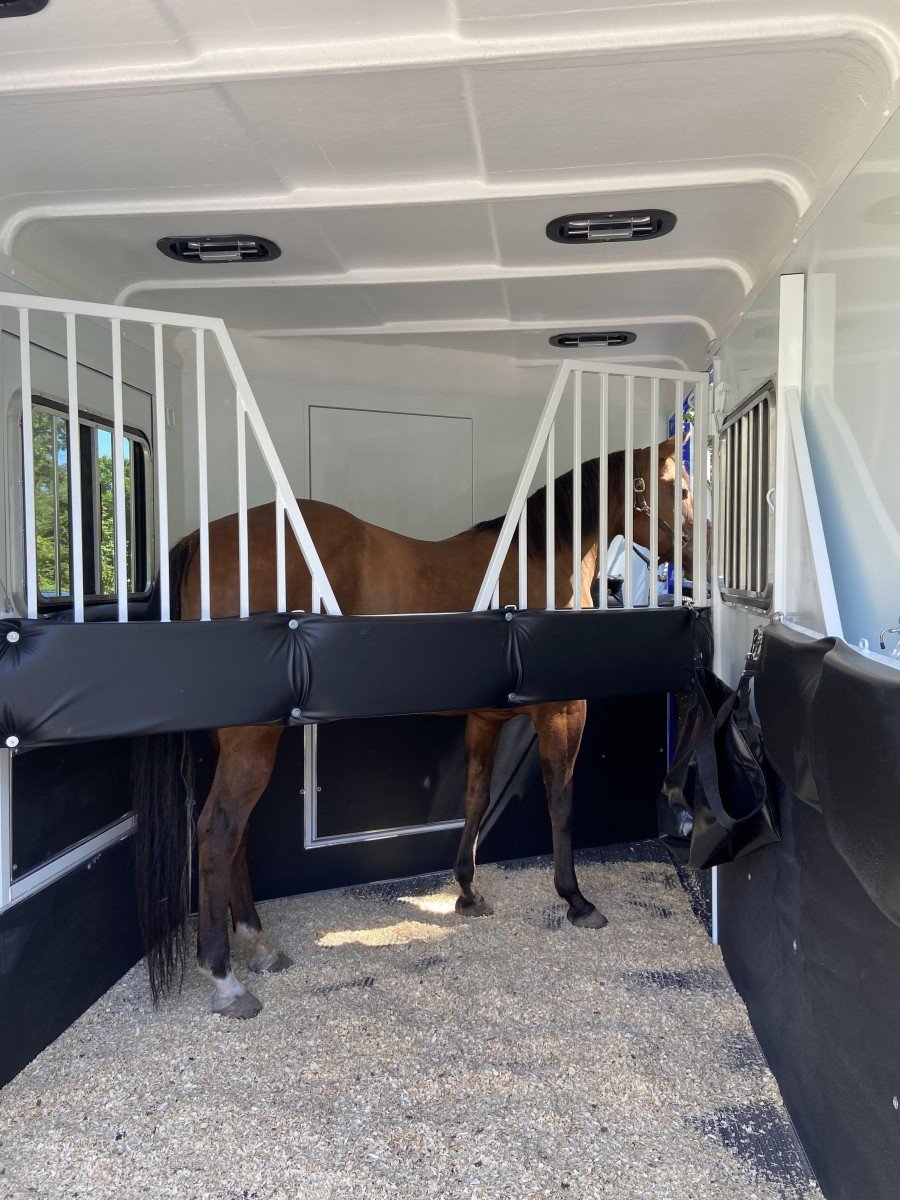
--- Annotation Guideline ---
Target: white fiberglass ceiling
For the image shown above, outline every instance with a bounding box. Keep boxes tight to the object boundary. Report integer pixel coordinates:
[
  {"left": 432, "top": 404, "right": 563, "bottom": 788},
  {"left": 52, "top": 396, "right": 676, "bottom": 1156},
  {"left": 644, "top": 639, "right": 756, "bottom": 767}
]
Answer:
[{"left": 1, "top": 0, "right": 899, "bottom": 370}]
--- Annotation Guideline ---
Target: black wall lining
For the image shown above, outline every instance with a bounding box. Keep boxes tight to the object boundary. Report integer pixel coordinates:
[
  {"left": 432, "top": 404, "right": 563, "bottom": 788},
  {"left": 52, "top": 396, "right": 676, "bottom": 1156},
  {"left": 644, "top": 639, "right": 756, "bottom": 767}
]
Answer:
[{"left": 755, "top": 622, "right": 900, "bottom": 926}]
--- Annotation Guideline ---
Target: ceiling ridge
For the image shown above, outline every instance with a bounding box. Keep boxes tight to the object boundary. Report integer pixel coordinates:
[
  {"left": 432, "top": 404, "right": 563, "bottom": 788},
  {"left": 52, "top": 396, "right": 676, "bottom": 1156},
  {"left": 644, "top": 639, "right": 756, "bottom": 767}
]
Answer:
[
  {"left": 0, "top": 13, "right": 895, "bottom": 98},
  {"left": 254, "top": 313, "right": 718, "bottom": 342},
  {"left": 113, "top": 255, "right": 753, "bottom": 309}
]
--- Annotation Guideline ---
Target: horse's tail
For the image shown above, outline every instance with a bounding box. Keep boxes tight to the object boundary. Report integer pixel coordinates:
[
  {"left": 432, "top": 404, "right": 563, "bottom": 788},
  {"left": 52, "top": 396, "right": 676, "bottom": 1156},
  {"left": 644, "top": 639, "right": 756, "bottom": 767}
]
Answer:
[{"left": 132, "top": 532, "right": 200, "bottom": 1002}]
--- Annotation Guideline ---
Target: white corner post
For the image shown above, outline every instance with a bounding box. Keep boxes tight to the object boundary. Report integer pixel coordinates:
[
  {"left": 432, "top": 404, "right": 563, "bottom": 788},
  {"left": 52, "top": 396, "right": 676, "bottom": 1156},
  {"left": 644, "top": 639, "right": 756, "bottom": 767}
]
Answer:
[
  {"left": 774, "top": 273, "right": 843, "bottom": 638},
  {"left": 773, "top": 274, "right": 805, "bottom": 619}
]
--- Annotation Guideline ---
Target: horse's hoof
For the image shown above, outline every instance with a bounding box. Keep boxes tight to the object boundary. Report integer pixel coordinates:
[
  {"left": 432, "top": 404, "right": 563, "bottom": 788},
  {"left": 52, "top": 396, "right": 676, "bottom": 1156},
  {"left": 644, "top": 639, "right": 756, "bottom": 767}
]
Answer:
[
  {"left": 455, "top": 895, "right": 494, "bottom": 917},
  {"left": 213, "top": 990, "right": 263, "bottom": 1020},
  {"left": 567, "top": 903, "right": 608, "bottom": 930},
  {"left": 249, "top": 949, "right": 294, "bottom": 975}
]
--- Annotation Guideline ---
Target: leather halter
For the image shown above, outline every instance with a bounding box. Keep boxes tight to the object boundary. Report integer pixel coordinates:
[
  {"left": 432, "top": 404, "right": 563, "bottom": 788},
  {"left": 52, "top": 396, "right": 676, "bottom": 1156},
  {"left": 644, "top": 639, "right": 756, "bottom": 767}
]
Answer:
[{"left": 633, "top": 477, "right": 693, "bottom": 548}]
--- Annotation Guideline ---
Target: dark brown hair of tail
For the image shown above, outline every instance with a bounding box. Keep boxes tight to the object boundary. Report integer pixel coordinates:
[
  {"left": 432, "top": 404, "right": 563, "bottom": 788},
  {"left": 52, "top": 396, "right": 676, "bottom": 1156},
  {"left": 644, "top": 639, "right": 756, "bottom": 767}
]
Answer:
[{"left": 131, "top": 532, "right": 200, "bottom": 1002}]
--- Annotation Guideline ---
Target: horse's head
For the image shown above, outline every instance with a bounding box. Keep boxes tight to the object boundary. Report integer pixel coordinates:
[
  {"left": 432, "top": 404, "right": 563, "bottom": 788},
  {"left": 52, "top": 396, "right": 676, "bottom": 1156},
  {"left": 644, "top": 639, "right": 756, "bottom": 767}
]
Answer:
[{"left": 633, "top": 436, "right": 695, "bottom": 578}]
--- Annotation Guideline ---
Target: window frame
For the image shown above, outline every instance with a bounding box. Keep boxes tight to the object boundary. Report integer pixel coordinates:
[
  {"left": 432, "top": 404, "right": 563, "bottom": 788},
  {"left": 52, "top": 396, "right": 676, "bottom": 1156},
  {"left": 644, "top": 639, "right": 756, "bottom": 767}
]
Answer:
[{"left": 26, "top": 394, "right": 155, "bottom": 612}]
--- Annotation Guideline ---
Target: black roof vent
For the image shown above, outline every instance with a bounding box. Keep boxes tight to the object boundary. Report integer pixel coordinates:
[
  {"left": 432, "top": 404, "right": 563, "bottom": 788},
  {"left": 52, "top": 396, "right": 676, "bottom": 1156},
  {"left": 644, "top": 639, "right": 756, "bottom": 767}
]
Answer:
[
  {"left": 0, "top": 0, "right": 50, "bottom": 15},
  {"left": 546, "top": 210, "right": 676, "bottom": 244},
  {"left": 157, "top": 235, "right": 281, "bottom": 264},
  {"left": 549, "top": 331, "right": 636, "bottom": 349}
]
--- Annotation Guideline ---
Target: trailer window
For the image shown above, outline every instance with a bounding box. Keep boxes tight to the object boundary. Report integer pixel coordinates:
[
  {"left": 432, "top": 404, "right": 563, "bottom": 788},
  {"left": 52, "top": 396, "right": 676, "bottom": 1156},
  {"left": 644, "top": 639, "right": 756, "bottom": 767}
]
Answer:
[{"left": 31, "top": 400, "right": 152, "bottom": 605}]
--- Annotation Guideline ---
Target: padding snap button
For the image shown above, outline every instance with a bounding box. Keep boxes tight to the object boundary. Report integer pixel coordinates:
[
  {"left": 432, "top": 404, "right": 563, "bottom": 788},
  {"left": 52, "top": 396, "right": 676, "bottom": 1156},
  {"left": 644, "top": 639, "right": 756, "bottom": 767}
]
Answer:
[
  {"left": 290, "top": 707, "right": 302, "bottom": 719},
  {"left": 5, "top": 735, "right": 19, "bottom": 748},
  {"left": 6, "top": 631, "right": 19, "bottom": 643},
  {"left": 288, "top": 618, "right": 299, "bottom": 630}
]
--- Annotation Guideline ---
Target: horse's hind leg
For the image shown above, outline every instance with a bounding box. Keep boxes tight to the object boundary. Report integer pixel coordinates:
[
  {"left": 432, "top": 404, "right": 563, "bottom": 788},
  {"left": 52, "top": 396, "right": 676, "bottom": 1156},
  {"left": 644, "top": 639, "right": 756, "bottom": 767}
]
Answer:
[
  {"left": 197, "top": 725, "right": 282, "bottom": 1017},
  {"left": 533, "top": 701, "right": 608, "bottom": 930},
  {"left": 229, "top": 831, "right": 293, "bottom": 975},
  {"left": 454, "top": 713, "right": 503, "bottom": 916}
]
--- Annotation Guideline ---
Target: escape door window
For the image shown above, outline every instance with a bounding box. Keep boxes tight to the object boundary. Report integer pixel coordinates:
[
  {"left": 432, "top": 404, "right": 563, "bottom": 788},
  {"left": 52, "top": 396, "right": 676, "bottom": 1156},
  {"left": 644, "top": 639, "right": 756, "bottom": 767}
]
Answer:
[{"left": 31, "top": 401, "right": 152, "bottom": 604}]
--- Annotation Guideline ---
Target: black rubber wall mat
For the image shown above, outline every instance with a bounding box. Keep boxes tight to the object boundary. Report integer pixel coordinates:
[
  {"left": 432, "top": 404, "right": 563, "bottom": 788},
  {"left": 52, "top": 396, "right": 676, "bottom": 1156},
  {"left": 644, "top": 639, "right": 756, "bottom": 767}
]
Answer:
[
  {"left": 719, "top": 789, "right": 900, "bottom": 1200},
  {"left": 0, "top": 607, "right": 696, "bottom": 747},
  {"left": 756, "top": 622, "right": 900, "bottom": 926}
]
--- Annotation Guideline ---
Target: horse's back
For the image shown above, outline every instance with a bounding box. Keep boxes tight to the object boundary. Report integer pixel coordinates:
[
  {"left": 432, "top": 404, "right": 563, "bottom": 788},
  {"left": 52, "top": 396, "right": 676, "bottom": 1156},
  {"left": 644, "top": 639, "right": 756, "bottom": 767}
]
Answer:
[{"left": 180, "top": 498, "right": 486, "bottom": 617}]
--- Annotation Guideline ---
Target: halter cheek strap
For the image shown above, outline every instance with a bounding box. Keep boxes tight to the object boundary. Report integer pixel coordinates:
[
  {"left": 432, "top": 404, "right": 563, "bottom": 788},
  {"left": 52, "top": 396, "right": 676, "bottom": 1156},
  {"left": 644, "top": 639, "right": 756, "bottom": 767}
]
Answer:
[{"left": 633, "top": 477, "right": 692, "bottom": 548}]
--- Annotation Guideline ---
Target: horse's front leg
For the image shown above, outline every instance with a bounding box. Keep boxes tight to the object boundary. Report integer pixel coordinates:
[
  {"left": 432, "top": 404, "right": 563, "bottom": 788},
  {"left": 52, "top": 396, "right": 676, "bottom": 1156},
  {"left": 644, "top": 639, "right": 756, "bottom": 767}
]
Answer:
[
  {"left": 197, "top": 726, "right": 282, "bottom": 1018},
  {"left": 454, "top": 713, "right": 503, "bottom": 916},
  {"left": 532, "top": 701, "right": 608, "bottom": 929}
]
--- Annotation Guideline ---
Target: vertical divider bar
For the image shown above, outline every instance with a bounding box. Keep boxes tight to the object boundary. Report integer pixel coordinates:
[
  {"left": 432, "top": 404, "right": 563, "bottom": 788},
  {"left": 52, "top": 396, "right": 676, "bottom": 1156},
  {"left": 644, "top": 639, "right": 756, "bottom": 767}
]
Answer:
[
  {"left": 235, "top": 387, "right": 249, "bottom": 618},
  {"left": 693, "top": 374, "right": 709, "bottom": 604},
  {"left": 491, "top": 581, "right": 500, "bottom": 610},
  {"left": 572, "top": 371, "right": 582, "bottom": 611},
  {"left": 51, "top": 414, "right": 60, "bottom": 595},
  {"left": 597, "top": 372, "right": 608, "bottom": 609},
  {"left": 623, "top": 376, "right": 634, "bottom": 609},
  {"left": 673, "top": 380, "right": 684, "bottom": 606},
  {"left": 111, "top": 319, "right": 128, "bottom": 622},
  {"left": 758, "top": 400, "right": 763, "bottom": 592},
  {"left": 275, "top": 493, "right": 286, "bottom": 613},
  {"left": 517, "top": 503, "right": 528, "bottom": 609},
  {"left": 648, "top": 377, "right": 660, "bottom": 608},
  {"left": 194, "top": 329, "right": 210, "bottom": 621},
  {"left": 545, "top": 421, "right": 556, "bottom": 610},
  {"left": 152, "top": 324, "right": 170, "bottom": 621},
  {"left": 19, "top": 310, "right": 37, "bottom": 619},
  {"left": 312, "top": 580, "right": 321, "bottom": 614},
  {"left": 65, "top": 315, "right": 84, "bottom": 622}
]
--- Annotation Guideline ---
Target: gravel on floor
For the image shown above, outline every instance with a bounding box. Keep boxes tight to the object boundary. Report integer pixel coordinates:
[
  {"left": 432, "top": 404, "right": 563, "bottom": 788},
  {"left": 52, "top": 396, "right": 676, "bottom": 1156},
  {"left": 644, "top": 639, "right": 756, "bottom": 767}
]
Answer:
[{"left": 0, "top": 854, "right": 822, "bottom": 1200}]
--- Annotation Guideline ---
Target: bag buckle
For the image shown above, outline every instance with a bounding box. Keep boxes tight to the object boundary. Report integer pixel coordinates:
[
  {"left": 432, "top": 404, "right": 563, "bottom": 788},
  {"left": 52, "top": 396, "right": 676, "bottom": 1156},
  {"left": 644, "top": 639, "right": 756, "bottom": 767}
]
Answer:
[{"left": 747, "top": 626, "right": 764, "bottom": 664}]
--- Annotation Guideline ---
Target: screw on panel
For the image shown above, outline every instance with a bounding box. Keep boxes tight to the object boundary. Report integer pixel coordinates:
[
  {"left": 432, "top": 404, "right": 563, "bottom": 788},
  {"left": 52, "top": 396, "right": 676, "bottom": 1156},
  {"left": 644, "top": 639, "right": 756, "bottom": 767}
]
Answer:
[
  {"left": 6, "top": 631, "right": 19, "bottom": 643},
  {"left": 893, "top": 1096, "right": 898, "bottom": 1110},
  {"left": 288, "top": 619, "right": 299, "bottom": 630},
  {"left": 291, "top": 707, "right": 302, "bottom": 719},
  {"left": 792, "top": 939, "right": 798, "bottom": 952},
  {"left": 5, "top": 735, "right": 19, "bottom": 748}
]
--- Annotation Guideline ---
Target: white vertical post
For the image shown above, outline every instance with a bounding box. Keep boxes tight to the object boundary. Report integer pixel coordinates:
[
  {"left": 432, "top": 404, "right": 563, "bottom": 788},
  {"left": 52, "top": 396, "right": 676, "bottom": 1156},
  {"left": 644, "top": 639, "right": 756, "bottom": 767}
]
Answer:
[
  {"left": 152, "top": 324, "right": 170, "bottom": 621},
  {"left": 194, "top": 329, "right": 210, "bottom": 621},
  {"left": 693, "top": 374, "right": 709, "bottom": 604},
  {"left": 517, "top": 503, "right": 528, "bottom": 609},
  {"left": 312, "top": 580, "right": 321, "bottom": 614},
  {"left": 491, "top": 581, "right": 500, "bottom": 610},
  {"left": 597, "top": 372, "right": 608, "bottom": 609},
  {"left": 545, "top": 422, "right": 555, "bottom": 610},
  {"left": 275, "top": 492, "right": 286, "bottom": 613},
  {"left": 649, "top": 376, "right": 660, "bottom": 608},
  {"left": 673, "top": 380, "right": 684, "bottom": 606},
  {"left": 111, "top": 319, "right": 128, "bottom": 622},
  {"left": 773, "top": 274, "right": 806, "bottom": 618},
  {"left": 572, "top": 370, "right": 582, "bottom": 611},
  {"left": 19, "top": 311, "right": 37, "bottom": 619},
  {"left": 235, "top": 390, "right": 249, "bottom": 618},
  {"left": 65, "top": 317, "right": 85, "bottom": 621},
  {"left": 623, "top": 376, "right": 634, "bottom": 609}
]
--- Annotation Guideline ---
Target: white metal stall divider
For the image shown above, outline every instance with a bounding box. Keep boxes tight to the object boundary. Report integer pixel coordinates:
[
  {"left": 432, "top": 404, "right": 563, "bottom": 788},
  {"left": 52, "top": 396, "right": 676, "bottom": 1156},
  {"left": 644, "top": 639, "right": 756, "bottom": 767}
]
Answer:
[
  {"left": 474, "top": 359, "right": 709, "bottom": 613},
  {"left": 0, "top": 291, "right": 340, "bottom": 623}
]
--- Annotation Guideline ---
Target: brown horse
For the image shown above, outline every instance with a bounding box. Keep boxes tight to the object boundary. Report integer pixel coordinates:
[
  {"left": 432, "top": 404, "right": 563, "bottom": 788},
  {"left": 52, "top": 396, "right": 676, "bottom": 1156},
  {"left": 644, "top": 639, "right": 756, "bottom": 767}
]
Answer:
[{"left": 135, "top": 438, "right": 693, "bottom": 1018}]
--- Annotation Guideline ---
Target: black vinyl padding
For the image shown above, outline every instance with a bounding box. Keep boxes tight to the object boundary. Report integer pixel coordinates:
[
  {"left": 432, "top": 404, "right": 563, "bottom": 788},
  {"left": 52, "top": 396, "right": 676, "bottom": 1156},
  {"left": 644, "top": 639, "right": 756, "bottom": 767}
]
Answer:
[
  {"left": 0, "top": 606, "right": 696, "bottom": 748},
  {"left": 756, "top": 622, "right": 900, "bottom": 926}
]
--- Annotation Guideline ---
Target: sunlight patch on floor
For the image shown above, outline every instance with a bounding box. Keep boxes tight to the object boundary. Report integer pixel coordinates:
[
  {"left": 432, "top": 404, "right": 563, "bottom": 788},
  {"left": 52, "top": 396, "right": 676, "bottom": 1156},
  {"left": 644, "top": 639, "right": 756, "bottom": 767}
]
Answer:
[
  {"left": 397, "top": 890, "right": 458, "bottom": 915},
  {"left": 316, "top": 918, "right": 455, "bottom": 948}
]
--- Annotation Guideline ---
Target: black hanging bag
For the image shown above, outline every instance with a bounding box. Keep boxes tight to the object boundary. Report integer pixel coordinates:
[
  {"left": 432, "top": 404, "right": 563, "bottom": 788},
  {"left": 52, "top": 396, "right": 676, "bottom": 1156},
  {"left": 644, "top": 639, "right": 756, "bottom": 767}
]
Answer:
[{"left": 659, "top": 627, "right": 781, "bottom": 868}]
